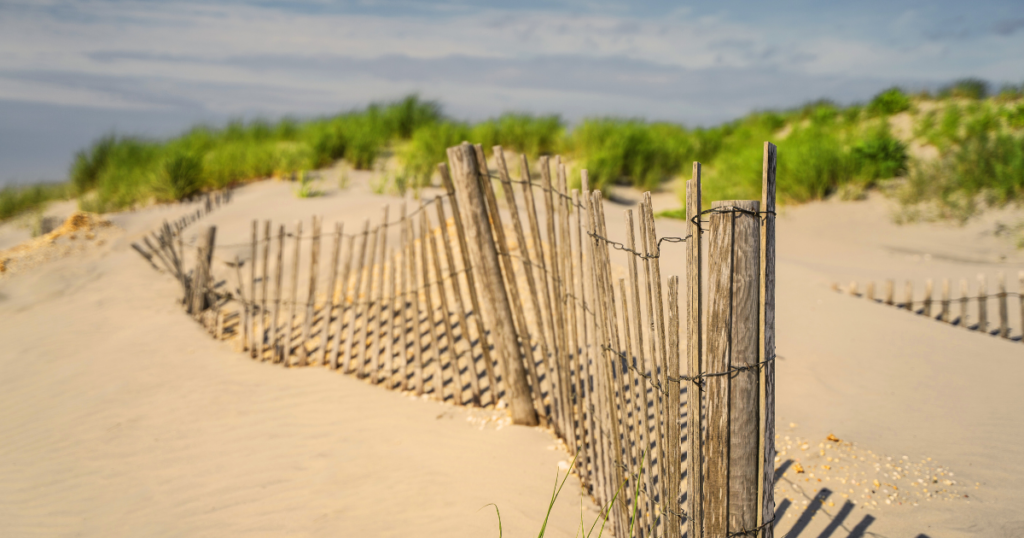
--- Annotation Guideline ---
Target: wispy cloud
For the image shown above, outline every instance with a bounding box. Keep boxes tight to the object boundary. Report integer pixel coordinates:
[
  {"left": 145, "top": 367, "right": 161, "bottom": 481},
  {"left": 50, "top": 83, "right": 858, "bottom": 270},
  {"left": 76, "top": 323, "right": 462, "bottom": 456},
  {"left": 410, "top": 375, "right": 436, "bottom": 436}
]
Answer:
[{"left": 0, "top": 0, "right": 1022, "bottom": 182}]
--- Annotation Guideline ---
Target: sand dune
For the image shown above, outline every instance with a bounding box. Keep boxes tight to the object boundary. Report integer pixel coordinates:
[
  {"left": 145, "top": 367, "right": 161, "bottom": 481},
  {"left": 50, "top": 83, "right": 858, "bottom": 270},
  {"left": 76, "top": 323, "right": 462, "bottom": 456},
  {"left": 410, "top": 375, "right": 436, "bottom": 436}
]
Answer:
[{"left": 2, "top": 169, "right": 1023, "bottom": 537}]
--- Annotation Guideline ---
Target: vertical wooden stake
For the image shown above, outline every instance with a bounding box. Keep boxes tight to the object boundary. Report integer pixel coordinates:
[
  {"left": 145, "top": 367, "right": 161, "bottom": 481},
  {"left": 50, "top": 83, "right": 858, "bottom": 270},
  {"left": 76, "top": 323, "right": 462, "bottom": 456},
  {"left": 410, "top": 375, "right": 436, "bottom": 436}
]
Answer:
[
  {"left": 904, "top": 281, "right": 914, "bottom": 312},
  {"left": 369, "top": 207, "right": 390, "bottom": 381},
  {"left": 406, "top": 217, "right": 424, "bottom": 395},
  {"left": 448, "top": 143, "right": 537, "bottom": 425},
  {"left": 330, "top": 233, "right": 357, "bottom": 370},
  {"left": 436, "top": 194, "right": 481, "bottom": 405},
  {"left": 573, "top": 189, "right": 595, "bottom": 492},
  {"left": 271, "top": 225, "right": 285, "bottom": 363},
  {"left": 246, "top": 221, "right": 257, "bottom": 354},
  {"left": 438, "top": 161, "right": 499, "bottom": 407},
  {"left": 284, "top": 220, "right": 303, "bottom": 366},
  {"left": 978, "top": 274, "right": 988, "bottom": 333},
  {"left": 759, "top": 142, "right": 777, "bottom": 538},
  {"left": 885, "top": 279, "right": 894, "bottom": 306},
  {"left": 319, "top": 222, "right": 344, "bottom": 366},
  {"left": 666, "top": 275, "right": 682, "bottom": 538},
  {"left": 960, "top": 279, "right": 970, "bottom": 328},
  {"left": 998, "top": 272, "right": 1009, "bottom": 338},
  {"left": 427, "top": 201, "right": 462, "bottom": 403},
  {"left": 941, "top": 278, "right": 951, "bottom": 323},
  {"left": 924, "top": 279, "right": 933, "bottom": 318},
  {"left": 342, "top": 220, "right": 371, "bottom": 373},
  {"left": 258, "top": 221, "right": 271, "bottom": 360},
  {"left": 686, "top": 168, "right": 704, "bottom": 538},
  {"left": 1019, "top": 272, "right": 1024, "bottom": 343},
  {"left": 300, "top": 217, "right": 321, "bottom": 366},
  {"left": 866, "top": 281, "right": 875, "bottom": 302}
]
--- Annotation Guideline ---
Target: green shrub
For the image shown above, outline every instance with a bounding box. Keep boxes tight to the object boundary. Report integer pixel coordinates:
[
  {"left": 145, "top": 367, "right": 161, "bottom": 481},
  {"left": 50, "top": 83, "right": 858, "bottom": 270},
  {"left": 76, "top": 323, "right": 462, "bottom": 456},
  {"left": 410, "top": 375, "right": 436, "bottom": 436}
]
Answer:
[
  {"left": 154, "top": 151, "right": 204, "bottom": 202},
  {"left": 867, "top": 87, "right": 912, "bottom": 116},
  {"left": 70, "top": 135, "right": 117, "bottom": 194},
  {"left": 399, "top": 121, "right": 471, "bottom": 188},
  {"left": 471, "top": 113, "right": 564, "bottom": 158},
  {"left": 568, "top": 119, "right": 692, "bottom": 192},
  {"left": 940, "top": 78, "right": 989, "bottom": 100},
  {"left": 0, "top": 183, "right": 71, "bottom": 221},
  {"left": 850, "top": 126, "right": 908, "bottom": 181}
]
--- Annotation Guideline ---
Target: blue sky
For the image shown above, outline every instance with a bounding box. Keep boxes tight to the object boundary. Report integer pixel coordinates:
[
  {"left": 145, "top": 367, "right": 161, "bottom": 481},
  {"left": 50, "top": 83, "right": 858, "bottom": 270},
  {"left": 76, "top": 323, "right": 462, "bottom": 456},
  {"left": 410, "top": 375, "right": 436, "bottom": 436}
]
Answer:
[{"left": 1, "top": 0, "right": 1022, "bottom": 184}]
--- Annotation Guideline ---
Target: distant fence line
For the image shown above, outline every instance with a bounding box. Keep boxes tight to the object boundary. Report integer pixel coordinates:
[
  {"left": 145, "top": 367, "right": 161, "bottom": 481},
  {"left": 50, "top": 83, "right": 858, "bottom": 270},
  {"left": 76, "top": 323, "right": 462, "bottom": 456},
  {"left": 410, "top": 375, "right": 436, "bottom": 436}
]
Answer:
[
  {"left": 134, "top": 142, "right": 781, "bottom": 538},
  {"left": 835, "top": 274, "right": 1024, "bottom": 340}
]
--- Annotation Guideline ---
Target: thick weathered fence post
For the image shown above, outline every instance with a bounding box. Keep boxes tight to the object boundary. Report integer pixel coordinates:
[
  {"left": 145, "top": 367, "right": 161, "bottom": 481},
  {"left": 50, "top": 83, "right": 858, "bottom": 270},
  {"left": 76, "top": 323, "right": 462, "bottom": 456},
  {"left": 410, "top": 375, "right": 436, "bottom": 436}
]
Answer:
[
  {"left": 448, "top": 143, "right": 537, "bottom": 426},
  {"left": 759, "top": 141, "right": 777, "bottom": 538},
  {"left": 706, "top": 199, "right": 761, "bottom": 537}
]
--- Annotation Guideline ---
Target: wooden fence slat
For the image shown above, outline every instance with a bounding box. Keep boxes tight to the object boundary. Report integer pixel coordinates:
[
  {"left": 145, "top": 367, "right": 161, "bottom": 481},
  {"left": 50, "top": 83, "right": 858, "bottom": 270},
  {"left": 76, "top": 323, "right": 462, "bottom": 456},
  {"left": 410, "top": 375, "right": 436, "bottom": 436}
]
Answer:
[
  {"left": 556, "top": 161, "right": 580, "bottom": 453},
  {"left": 439, "top": 161, "right": 499, "bottom": 407},
  {"left": 258, "top": 221, "right": 271, "bottom": 360},
  {"left": 519, "top": 154, "right": 560, "bottom": 418},
  {"left": 299, "top": 217, "right": 321, "bottom": 366},
  {"left": 941, "top": 278, "right": 951, "bottom": 323},
  {"left": 978, "top": 274, "right": 988, "bottom": 333},
  {"left": 885, "top": 279, "right": 894, "bottom": 306},
  {"left": 474, "top": 145, "right": 545, "bottom": 421},
  {"left": 437, "top": 191, "right": 480, "bottom": 405},
  {"left": 369, "top": 208, "right": 390, "bottom": 381},
  {"left": 319, "top": 222, "right": 343, "bottom": 366},
  {"left": 406, "top": 216, "right": 426, "bottom": 395},
  {"left": 341, "top": 220, "right": 371, "bottom": 373},
  {"left": 572, "top": 189, "right": 595, "bottom": 493},
  {"left": 1019, "top": 272, "right": 1024, "bottom": 343},
  {"left": 759, "top": 142, "right": 777, "bottom": 538},
  {"left": 625, "top": 208, "right": 657, "bottom": 536},
  {"left": 540, "top": 156, "right": 570, "bottom": 434},
  {"left": 357, "top": 208, "right": 386, "bottom": 378},
  {"left": 246, "top": 221, "right": 257, "bottom": 354},
  {"left": 618, "top": 277, "right": 644, "bottom": 532},
  {"left": 426, "top": 201, "right": 463, "bottom": 403},
  {"left": 924, "top": 278, "right": 933, "bottom": 318},
  {"left": 419, "top": 206, "right": 447, "bottom": 399},
  {"left": 384, "top": 250, "right": 399, "bottom": 387},
  {"left": 330, "top": 233, "right": 357, "bottom": 370},
  {"left": 686, "top": 171, "right": 705, "bottom": 538},
  {"left": 998, "top": 272, "right": 1009, "bottom": 338},
  {"left": 960, "top": 279, "right": 970, "bottom": 328},
  {"left": 271, "top": 225, "right": 285, "bottom": 363},
  {"left": 666, "top": 275, "right": 682, "bottom": 538},
  {"left": 285, "top": 220, "right": 303, "bottom": 366},
  {"left": 449, "top": 144, "right": 536, "bottom": 424},
  {"left": 396, "top": 203, "right": 410, "bottom": 389}
]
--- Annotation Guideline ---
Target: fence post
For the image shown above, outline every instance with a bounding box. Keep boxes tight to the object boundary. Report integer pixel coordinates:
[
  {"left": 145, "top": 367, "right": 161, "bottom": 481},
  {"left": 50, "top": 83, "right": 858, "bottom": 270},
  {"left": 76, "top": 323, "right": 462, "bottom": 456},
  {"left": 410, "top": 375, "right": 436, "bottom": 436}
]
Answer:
[
  {"left": 978, "top": 274, "right": 988, "bottom": 333},
  {"left": 448, "top": 143, "right": 538, "bottom": 426},
  {"left": 319, "top": 222, "right": 343, "bottom": 366},
  {"left": 285, "top": 220, "right": 303, "bottom": 366},
  {"left": 998, "top": 272, "right": 1008, "bottom": 339},
  {"left": 759, "top": 141, "right": 777, "bottom": 538},
  {"left": 903, "top": 281, "right": 913, "bottom": 312},
  {"left": 885, "top": 279, "right": 894, "bottom": 306},
  {"left": 1019, "top": 272, "right": 1024, "bottom": 343},
  {"left": 941, "top": 279, "right": 951, "bottom": 323},
  {"left": 866, "top": 281, "right": 875, "bottom": 302},
  {"left": 924, "top": 279, "right": 933, "bottom": 318},
  {"left": 686, "top": 167, "right": 704, "bottom": 538},
  {"left": 706, "top": 199, "right": 761, "bottom": 537},
  {"left": 960, "top": 279, "right": 969, "bottom": 328}
]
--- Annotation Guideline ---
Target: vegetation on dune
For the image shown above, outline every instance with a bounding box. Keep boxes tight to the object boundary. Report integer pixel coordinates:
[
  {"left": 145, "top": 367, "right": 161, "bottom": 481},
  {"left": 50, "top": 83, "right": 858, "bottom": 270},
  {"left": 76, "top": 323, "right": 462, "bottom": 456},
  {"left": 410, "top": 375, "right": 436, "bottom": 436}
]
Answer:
[
  {"left": 10, "top": 79, "right": 1015, "bottom": 227},
  {"left": 0, "top": 182, "right": 73, "bottom": 222}
]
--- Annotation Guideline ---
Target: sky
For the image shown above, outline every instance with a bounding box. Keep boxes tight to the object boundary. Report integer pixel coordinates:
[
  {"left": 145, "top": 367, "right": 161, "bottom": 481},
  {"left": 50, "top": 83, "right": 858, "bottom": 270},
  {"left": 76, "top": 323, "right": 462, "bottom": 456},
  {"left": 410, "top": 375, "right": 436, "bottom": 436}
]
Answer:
[{"left": 1, "top": 0, "right": 1023, "bottom": 185}]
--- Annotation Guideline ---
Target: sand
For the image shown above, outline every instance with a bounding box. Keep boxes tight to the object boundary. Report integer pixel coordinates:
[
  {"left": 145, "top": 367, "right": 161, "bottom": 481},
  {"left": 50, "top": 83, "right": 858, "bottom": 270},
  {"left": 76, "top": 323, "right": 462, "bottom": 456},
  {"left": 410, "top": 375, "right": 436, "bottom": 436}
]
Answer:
[{"left": 1, "top": 167, "right": 1023, "bottom": 537}]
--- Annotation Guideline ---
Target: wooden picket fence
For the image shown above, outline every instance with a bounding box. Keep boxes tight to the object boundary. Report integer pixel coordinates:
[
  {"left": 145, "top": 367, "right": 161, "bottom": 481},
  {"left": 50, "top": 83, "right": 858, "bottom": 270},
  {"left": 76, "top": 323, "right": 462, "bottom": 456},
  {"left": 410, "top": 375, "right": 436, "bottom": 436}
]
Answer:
[
  {"left": 134, "top": 142, "right": 780, "bottom": 538},
  {"left": 837, "top": 273, "right": 1024, "bottom": 340}
]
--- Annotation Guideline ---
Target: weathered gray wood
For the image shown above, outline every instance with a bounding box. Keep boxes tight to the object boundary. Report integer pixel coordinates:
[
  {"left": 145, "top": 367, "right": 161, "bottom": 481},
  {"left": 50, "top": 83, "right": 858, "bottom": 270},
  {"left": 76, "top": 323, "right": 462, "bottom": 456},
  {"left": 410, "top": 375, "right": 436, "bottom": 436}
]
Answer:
[
  {"left": 1019, "top": 272, "right": 1024, "bottom": 343},
  {"left": 885, "top": 279, "right": 894, "bottom": 306},
  {"left": 978, "top": 274, "right": 988, "bottom": 332},
  {"left": 904, "top": 281, "right": 914, "bottom": 311},
  {"left": 494, "top": 148, "right": 553, "bottom": 416},
  {"left": 247, "top": 220, "right": 257, "bottom": 354},
  {"left": 383, "top": 251, "right": 398, "bottom": 386},
  {"left": 686, "top": 171, "right": 704, "bottom": 538},
  {"left": 519, "top": 154, "right": 560, "bottom": 417},
  {"left": 284, "top": 220, "right": 303, "bottom": 366},
  {"left": 330, "top": 232, "right": 357, "bottom": 370},
  {"left": 438, "top": 194, "right": 480, "bottom": 405},
  {"left": 474, "top": 145, "right": 544, "bottom": 420},
  {"left": 937, "top": 278, "right": 949, "bottom": 323},
  {"left": 270, "top": 225, "right": 285, "bottom": 363},
  {"left": 556, "top": 160, "right": 579, "bottom": 451},
  {"left": 438, "top": 161, "right": 498, "bottom": 407},
  {"left": 572, "top": 189, "right": 594, "bottom": 492},
  {"left": 667, "top": 275, "right": 682, "bottom": 538},
  {"left": 960, "top": 279, "right": 970, "bottom": 328},
  {"left": 618, "top": 277, "right": 645, "bottom": 533},
  {"left": 540, "top": 156, "right": 569, "bottom": 433},
  {"left": 303, "top": 217, "right": 322, "bottom": 364},
  {"left": 396, "top": 203, "right": 410, "bottom": 389},
  {"left": 407, "top": 216, "right": 425, "bottom": 395},
  {"left": 258, "top": 221, "right": 271, "bottom": 360},
  {"left": 998, "top": 272, "right": 1009, "bottom": 338},
  {"left": 625, "top": 208, "right": 656, "bottom": 536},
  {"left": 434, "top": 196, "right": 479, "bottom": 404},
  {"left": 417, "top": 208, "right": 446, "bottom": 399},
  {"left": 369, "top": 208, "right": 390, "bottom": 381},
  {"left": 318, "top": 222, "right": 343, "bottom": 366},
  {"left": 636, "top": 199, "right": 666, "bottom": 536},
  {"left": 354, "top": 213, "right": 382, "bottom": 373},
  {"left": 233, "top": 255, "right": 247, "bottom": 345},
  {"left": 923, "top": 278, "right": 933, "bottom": 318},
  {"left": 426, "top": 200, "right": 462, "bottom": 403},
  {"left": 448, "top": 143, "right": 537, "bottom": 425},
  {"left": 706, "top": 199, "right": 761, "bottom": 537},
  {"left": 642, "top": 192, "right": 672, "bottom": 534},
  {"left": 759, "top": 142, "right": 777, "bottom": 538},
  {"left": 341, "top": 220, "right": 371, "bottom": 373}
]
